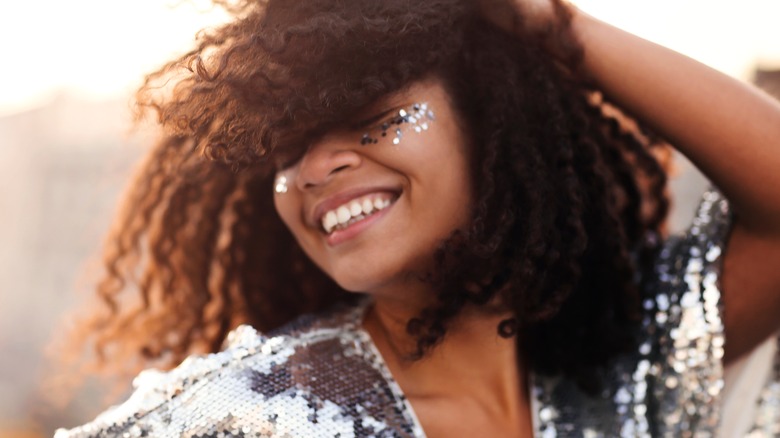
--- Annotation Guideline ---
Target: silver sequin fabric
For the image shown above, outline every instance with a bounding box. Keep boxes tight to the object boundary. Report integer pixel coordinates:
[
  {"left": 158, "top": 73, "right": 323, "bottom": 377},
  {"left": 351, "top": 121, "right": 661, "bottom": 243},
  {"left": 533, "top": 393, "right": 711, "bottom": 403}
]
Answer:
[{"left": 56, "top": 185, "right": 780, "bottom": 437}]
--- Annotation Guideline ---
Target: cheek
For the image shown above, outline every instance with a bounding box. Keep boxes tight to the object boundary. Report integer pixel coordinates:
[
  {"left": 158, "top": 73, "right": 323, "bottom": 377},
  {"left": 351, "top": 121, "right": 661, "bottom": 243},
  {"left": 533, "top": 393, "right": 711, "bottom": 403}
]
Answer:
[
  {"left": 273, "top": 191, "right": 303, "bottom": 237},
  {"left": 417, "top": 132, "right": 474, "bottom": 217},
  {"left": 425, "top": 174, "right": 473, "bottom": 240},
  {"left": 273, "top": 190, "right": 326, "bottom": 267}
]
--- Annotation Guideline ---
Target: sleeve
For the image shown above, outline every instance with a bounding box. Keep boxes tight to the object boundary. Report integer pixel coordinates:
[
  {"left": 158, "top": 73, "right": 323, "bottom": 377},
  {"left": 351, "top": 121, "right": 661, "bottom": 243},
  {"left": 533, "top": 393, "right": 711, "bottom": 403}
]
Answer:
[
  {"left": 53, "top": 325, "right": 269, "bottom": 438},
  {"left": 53, "top": 369, "right": 175, "bottom": 438},
  {"left": 644, "top": 183, "right": 735, "bottom": 435}
]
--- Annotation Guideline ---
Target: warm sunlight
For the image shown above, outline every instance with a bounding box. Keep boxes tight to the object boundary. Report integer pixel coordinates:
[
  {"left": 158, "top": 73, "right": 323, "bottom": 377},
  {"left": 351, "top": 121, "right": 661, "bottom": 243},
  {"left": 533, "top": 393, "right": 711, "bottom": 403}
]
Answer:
[
  {"left": 1, "top": 1, "right": 778, "bottom": 116},
  {"left": 2, "top": 2, "right": 779, "bottom": 437},
  {"left": 0, "top": 0, "right": 230, "bottom": 116}
]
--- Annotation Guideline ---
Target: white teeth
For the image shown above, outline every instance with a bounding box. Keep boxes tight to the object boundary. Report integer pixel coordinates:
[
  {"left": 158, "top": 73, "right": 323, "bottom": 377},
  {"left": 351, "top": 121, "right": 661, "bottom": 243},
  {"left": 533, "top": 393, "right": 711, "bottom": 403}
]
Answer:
[
  {"left": 361, "top": 199, "right": 373, "bottom": 214},
  {"left": 336, "top": 206, "right": 351, "bottom": 224},
  {"left": 349, "top": 201, "right": 363, "bottom": 217},
  {"left": 322, "top": 194, "right": 395, "bottom": 234},
  {"left": 323, "top": 211, "right": 338, "bottom": 233}
]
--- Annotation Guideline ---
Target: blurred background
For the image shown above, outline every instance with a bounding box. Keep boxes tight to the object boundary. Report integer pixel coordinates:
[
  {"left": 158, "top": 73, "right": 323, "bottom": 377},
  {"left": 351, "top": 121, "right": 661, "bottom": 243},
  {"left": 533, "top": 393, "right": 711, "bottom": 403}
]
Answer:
[{"left": 0, "top": 1, "right": 778, "bottom": 436}]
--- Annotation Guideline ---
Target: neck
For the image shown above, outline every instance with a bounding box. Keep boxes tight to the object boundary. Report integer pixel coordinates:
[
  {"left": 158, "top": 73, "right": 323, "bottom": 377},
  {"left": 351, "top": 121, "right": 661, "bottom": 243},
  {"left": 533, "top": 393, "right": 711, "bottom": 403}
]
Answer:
[{"left": 362, "top": 291, "right": 528, "bottom": 417}]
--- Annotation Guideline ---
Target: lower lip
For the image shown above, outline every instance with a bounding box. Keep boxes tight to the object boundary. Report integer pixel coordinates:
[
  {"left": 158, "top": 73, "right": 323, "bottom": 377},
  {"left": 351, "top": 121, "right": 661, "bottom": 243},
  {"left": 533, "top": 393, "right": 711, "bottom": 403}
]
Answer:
[{"left": 324, "top": 201, "right": 395, "bottom": 246}]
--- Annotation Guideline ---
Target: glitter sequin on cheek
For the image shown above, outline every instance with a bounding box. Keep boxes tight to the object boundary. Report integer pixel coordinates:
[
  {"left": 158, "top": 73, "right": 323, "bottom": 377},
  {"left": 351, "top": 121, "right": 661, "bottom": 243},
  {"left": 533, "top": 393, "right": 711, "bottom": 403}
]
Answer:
[{"left": 360, "top": 102, "right": 435, "bottom": 146}]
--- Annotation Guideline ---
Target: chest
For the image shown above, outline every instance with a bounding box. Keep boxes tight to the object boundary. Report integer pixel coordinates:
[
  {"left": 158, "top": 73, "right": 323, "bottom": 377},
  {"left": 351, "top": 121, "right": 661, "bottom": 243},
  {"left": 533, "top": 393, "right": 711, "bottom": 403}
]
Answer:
[{"left": 407, "top": 396, "right": 535, "bottom": 438}]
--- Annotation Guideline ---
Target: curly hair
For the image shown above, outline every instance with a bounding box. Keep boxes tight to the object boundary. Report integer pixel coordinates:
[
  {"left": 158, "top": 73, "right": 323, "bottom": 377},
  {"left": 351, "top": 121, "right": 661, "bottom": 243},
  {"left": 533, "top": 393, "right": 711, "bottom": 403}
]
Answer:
[{"left": 57, "top": 0, "right": 672, "bottom": 396}]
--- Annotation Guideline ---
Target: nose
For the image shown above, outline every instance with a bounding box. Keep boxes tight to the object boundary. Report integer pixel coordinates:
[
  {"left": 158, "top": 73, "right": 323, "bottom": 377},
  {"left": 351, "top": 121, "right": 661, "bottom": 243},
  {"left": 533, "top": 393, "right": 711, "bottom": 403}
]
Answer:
[{"left": 294, "top": 137, "right": 362, "bottom": 190}]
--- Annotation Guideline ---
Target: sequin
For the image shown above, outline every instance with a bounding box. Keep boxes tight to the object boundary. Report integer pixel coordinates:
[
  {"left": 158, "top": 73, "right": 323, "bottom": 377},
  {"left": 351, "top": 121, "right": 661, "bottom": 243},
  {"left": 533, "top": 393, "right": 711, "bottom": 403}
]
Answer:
[
  {"left": 273, "top": 174, "right": 288, "bottom": 194},
  {"left": 530, "top": 185, "right": 778, "bottom": 437},
  {"left": 56, "top": 301, "right": 425, "bottom": 438},
  {"left": 56, "top": 185, "right": 780, "bottom": 437},
  {"left": 360, "top": 102, "right": 435, "bottom": 146}
]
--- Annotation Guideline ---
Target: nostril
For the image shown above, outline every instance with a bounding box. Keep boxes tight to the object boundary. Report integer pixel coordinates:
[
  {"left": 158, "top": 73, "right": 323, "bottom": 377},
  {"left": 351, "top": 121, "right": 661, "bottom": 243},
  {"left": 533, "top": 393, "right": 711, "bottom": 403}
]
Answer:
[
  {"left": 331, "top": 164, "right": 351, "bottom": 174},
  {"left": 298, "top": 146, "right": 361, "bottom": 189}
]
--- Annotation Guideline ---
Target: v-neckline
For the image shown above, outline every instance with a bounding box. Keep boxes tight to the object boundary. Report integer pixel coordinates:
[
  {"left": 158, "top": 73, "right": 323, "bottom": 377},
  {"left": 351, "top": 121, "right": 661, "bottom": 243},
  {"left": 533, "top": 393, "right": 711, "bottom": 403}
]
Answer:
[{"left": 342, "top": 296, "right": 541, "bottom": 438}]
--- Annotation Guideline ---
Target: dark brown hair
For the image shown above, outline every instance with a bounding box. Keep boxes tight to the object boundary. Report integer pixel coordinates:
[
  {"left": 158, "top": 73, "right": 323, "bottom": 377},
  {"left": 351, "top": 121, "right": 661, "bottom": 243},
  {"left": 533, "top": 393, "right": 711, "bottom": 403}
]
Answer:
[{"left": 58, "top": 0, "right": 671, "bottom": 395}]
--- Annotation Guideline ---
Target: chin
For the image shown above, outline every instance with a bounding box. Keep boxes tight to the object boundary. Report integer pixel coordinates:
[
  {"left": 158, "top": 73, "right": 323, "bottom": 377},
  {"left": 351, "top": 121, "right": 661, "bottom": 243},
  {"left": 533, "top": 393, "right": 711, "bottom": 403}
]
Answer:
[
  {"left": 330, "top": 273, "right": 385, "bottom": 294},
  {"left": 319, "top": 247, "right": 435, "bottom": 295}
]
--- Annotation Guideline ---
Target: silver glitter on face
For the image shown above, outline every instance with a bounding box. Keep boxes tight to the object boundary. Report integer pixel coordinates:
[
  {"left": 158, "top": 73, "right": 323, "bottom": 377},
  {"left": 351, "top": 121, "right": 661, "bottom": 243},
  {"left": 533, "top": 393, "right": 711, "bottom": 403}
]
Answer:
[
  {"left": 56, "top": 185, "right": 780, "bottom": 437},
  {"left": 274, "top": 174, "right": 288, "bottom": 194},
  {"left": 360, "top": 102, "right": 435, "bottom": 146}
]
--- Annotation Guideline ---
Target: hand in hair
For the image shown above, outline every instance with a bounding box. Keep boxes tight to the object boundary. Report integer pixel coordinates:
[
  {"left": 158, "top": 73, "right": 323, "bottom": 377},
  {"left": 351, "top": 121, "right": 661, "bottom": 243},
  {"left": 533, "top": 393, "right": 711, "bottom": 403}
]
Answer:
[{"left": 477, "top": 0, "right": 559, "bottom": 35}]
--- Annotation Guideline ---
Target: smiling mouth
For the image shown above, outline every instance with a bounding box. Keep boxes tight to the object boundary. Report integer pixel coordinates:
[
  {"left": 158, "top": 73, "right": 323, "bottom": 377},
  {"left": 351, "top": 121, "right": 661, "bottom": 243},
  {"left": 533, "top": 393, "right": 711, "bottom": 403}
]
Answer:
[{"left": 321, "top": 192, "right": 398, "bottom": 234}]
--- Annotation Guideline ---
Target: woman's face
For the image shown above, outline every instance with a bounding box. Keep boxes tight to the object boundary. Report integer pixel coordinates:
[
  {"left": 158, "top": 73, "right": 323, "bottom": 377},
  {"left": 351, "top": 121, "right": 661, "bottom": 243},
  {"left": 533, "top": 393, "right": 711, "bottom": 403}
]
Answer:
[{"left": 273, "top": 78, "right": 473, "bottom": 297}]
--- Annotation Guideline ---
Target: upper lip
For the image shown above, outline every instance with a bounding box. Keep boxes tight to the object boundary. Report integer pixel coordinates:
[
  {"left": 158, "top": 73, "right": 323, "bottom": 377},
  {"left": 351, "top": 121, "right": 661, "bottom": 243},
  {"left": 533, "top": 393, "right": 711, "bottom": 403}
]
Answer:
[{"left": 311, "top": 186, "right": 401, "bottom": 229}]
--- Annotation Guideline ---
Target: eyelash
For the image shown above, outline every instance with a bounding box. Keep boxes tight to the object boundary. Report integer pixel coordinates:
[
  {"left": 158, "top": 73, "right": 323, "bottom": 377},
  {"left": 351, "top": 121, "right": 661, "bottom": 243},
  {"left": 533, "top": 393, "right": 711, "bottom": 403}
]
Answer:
[
  {"left": 272, "top": 110, "right": 393, "bottom": 170},
  {"left": 352, "top": 110, "right": 395, "bottom": 130},
  {"left": 359, "top": 103, "right": 432, "bottom": 146}
]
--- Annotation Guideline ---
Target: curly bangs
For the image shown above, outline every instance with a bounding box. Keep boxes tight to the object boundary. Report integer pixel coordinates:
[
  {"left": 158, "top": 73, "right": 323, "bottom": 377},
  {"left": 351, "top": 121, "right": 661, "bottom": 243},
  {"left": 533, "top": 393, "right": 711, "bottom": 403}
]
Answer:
[
  {"left": 138, "top": 0, "right": 473, "bottom": 172},
  {"left": 62, "top": 0, "right": 672, "bottom": 395}
]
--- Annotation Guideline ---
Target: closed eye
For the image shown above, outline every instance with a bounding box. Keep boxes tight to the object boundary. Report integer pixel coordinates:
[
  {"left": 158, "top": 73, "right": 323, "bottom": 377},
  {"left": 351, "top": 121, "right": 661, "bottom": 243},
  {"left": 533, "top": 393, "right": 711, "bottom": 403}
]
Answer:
[
  {"left": 354, "top": 102, "right": 433, "bottom": 146},
  {"left": 350, "top": 108, "right": 399, "bottom": 130}
]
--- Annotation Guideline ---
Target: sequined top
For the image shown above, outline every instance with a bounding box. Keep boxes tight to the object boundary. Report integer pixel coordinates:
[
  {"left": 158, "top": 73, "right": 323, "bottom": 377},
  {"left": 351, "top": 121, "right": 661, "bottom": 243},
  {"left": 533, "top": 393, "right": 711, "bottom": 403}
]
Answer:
[{"left": 56, "top": 186, "right": 780, "bottom": 438}]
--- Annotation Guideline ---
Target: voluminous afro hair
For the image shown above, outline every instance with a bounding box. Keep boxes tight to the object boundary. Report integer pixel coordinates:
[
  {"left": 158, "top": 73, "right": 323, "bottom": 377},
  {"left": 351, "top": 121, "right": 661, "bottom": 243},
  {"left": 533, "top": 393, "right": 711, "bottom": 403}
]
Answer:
[{"left": 59, "top": 0, "right": 671, "bottom": 395}]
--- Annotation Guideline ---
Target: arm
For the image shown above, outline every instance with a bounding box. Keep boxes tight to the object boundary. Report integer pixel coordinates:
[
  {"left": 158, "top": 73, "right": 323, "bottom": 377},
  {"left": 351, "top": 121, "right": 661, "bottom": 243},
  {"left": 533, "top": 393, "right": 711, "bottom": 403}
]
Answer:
[
  {"left": 482, "top": 0, "right": 780, "bottom": 364},
  {"left": 571, "top": 8, "right": 780, "bottom": 365}
]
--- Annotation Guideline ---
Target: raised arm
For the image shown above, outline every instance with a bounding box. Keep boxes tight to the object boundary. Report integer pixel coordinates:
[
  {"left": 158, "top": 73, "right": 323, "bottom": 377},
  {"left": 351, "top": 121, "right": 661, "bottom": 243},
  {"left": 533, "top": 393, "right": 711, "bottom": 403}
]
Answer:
[
  {"left": 482, "top": 0, "right": 780, "bottom": 364},
  {"left": 570, "top": 8, "right": 780, "bottom": 365}
]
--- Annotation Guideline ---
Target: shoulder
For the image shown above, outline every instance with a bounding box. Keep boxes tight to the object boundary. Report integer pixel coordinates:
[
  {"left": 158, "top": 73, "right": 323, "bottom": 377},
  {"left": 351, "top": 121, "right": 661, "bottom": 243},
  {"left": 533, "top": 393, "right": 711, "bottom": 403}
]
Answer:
[
  {"left": 533, "top": 185, "right": 736, "bottom": 436},
  {"left": 640, "top": 183, "right": 732, "bottom": 432},
  {"left": 55, "top": 299, "right": 415, "bottom": 438}
]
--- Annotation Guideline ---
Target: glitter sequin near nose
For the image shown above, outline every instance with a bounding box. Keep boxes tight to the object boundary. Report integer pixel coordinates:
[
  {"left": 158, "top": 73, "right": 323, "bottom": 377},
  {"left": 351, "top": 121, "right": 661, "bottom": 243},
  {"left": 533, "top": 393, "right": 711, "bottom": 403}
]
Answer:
[
  {"left": 274, "top": 174, "right": 288, "bottom": 194},
  {"left": 360, "top": 102, "right": 435, "bottom": 146}
]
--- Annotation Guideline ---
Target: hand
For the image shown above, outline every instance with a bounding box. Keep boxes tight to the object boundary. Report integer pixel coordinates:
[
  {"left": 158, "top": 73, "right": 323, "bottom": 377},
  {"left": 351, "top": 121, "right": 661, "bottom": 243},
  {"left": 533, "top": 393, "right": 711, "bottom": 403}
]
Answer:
[{"left": 477, "top": 0, "right": 559, "bottom": 36}]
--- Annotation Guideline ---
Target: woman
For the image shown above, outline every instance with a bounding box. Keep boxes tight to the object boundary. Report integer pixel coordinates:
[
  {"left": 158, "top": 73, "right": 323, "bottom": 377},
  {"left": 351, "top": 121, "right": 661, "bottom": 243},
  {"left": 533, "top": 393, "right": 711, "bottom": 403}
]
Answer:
[{"left": 55, "top": 0, "right": 780, "bottom": 436}]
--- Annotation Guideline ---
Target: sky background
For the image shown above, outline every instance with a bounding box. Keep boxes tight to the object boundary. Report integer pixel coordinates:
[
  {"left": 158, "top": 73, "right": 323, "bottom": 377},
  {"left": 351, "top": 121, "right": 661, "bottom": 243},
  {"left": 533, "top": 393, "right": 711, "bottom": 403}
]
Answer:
[{"left": 1, "top": 0, "right": 779, "bottom": 117}]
